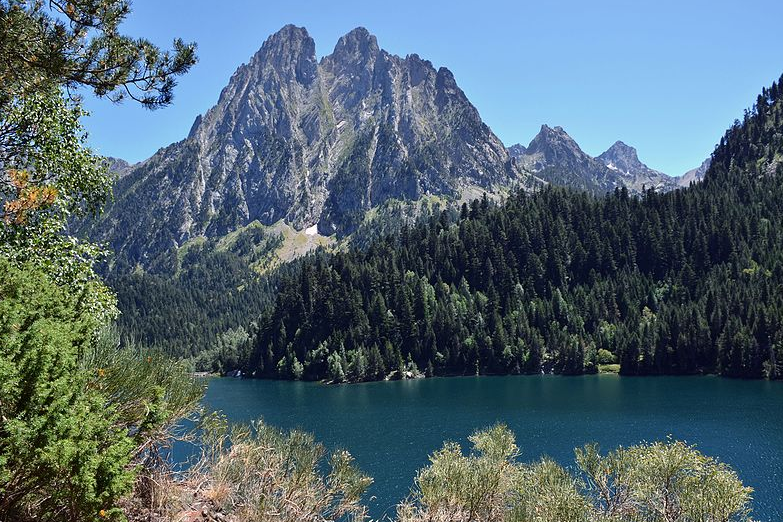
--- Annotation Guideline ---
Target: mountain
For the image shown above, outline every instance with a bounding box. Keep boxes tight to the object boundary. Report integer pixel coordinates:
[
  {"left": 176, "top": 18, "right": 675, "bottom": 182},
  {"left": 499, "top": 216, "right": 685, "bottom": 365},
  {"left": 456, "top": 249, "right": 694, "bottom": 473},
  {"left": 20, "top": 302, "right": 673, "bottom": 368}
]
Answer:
[
  {"left": 87, "top": 25, "right": 527, "bottom": 271},
  {"left": 105, "top": 157, "right": 133, "bottom": 177},
  {"left": 507, "top": 143, "right": 527, "bottom": 158},
  {"left": 677, "top": 158, "right": 711, "bottom": 187},
  {"left": 509, "top": 127, "right": 679, "bottom": 194},
  {"left": 597, "top": 141, "right": 679, "bottom": 192}
]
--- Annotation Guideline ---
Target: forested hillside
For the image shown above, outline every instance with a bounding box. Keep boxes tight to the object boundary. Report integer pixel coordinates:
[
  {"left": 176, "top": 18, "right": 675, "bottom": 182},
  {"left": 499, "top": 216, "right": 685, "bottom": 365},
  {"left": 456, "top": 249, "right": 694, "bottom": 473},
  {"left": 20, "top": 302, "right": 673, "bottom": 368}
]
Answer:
[
  {"left": 234, "top": 73, "right": 783, "bottom": 382},
  {"left": 109, "top": 197, "right": 449, "bottom": 357}
]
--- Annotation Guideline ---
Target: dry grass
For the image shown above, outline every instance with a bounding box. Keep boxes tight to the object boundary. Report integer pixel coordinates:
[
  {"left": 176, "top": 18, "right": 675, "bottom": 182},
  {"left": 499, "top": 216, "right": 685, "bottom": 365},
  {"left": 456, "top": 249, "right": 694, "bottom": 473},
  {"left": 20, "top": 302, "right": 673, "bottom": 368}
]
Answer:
[{"left": 121, "top": 417, "right": 371, "bottom": 522}]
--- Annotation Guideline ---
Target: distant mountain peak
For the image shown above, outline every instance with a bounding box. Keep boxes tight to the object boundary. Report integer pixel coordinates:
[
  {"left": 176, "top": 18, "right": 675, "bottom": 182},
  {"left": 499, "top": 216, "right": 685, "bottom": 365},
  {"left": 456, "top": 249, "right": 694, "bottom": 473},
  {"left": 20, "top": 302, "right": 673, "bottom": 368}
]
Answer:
[
  {"left": 595, "top": 140, "right": 677, "bottom": 191},
  {"left": 598, "top": 140, "right": 645, "bottom": 173},
  {"left": 507, "top": 143, "right": 527, "bottom": 159},
  {"left": 603, "top": 140, "right": 639, "bottom": 159},
  {"left": 526, "top": 124, "right": 584, "bottom": 159},
  {"left": 507, "top": 126, "right": 679, "bottom": 194}
]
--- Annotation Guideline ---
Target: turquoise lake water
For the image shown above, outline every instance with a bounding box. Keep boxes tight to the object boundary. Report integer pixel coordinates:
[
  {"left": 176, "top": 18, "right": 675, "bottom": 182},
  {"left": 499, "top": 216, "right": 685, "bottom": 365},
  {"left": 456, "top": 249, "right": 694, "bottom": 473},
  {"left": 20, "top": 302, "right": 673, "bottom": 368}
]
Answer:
[{"left": 202, "top": 375, "right": 782, "bottom": 520}]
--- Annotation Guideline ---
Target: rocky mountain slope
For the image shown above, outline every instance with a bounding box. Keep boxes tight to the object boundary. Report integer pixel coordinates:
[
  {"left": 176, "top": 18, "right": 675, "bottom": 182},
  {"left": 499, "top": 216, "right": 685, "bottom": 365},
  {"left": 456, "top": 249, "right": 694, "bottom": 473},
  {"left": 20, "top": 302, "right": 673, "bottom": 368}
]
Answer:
[
  {"left": 678, "top": 158, "right": 711, "bottom": 186},
  {"left": 87, "top": 25, "right": 528, "bottom": 271},
  {"left": 105, "top": 157, "right": 134, "bottom": 178}
]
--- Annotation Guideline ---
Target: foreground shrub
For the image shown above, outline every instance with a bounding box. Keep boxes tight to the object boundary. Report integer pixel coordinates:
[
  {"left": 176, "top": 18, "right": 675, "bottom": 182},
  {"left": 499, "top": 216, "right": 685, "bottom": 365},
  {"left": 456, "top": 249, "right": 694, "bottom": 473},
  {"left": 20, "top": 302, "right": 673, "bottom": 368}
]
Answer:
[
  {"left": 82, "top": 329, "right": 204, "bottom": 459},
  {"left": 180, "top": 416, "right": 373, "bottom": 522},
  {"left": 0, "top": 261, "right": 133, "bottom": 521},
  {"left": 0, "top": 261, "right": 205, "bottom": 521},
  {"left": 398, "top": 424, "right": 753, "bottom": 522}
]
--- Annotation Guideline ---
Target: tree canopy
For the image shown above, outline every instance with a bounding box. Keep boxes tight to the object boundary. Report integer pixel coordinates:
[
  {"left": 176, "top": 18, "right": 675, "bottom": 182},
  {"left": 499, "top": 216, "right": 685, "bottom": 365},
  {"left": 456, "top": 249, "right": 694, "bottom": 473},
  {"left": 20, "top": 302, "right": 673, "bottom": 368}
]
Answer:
[
  {"left": 0, "top": 0, "right": 198, "bottom": 317},
  {"left": 0, "top": 0, "right": 196, "bottom": 107}
]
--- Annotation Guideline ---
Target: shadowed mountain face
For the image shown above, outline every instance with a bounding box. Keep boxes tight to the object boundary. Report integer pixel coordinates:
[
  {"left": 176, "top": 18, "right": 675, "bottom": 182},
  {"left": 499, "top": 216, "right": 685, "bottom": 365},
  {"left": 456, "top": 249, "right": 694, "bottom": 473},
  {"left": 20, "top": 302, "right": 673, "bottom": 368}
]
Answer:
[
  {"left": 509, "top": 126, "right": 680, "bottom": 194},
  {"left": 87, "top": 25, "right": 527, "bottom": 270}
]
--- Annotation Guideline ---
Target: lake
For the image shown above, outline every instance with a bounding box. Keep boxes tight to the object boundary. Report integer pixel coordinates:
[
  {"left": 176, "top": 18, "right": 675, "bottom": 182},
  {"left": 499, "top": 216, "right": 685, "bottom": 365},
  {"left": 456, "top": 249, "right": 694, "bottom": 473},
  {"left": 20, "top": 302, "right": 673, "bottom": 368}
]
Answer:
[{"left": 202, "top": 375, "right": 783, "bottom": 520}]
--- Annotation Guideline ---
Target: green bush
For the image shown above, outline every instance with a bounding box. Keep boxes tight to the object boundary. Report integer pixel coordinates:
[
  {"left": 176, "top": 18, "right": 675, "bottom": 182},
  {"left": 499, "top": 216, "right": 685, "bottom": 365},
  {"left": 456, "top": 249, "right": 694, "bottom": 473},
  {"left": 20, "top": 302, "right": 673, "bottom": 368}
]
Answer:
[
  {"left": 0, "top": 261, "right": 134, "bottom": 521},
  {"left": 596, "top": 348, "right": 616, "bottom": 365},
  {"left": 82, "top": 328, "right": 205, "bottom": 456}
]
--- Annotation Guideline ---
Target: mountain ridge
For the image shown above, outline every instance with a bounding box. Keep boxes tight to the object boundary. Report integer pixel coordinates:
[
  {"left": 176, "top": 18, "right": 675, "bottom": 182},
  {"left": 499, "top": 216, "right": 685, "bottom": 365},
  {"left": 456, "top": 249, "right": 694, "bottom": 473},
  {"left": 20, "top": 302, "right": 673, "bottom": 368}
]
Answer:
[
  {"left": 87, "top": 25, "right": 528, "bottom": 271},
  {"left": 508, "top": 129, "right": 706, "bottom": 193}
]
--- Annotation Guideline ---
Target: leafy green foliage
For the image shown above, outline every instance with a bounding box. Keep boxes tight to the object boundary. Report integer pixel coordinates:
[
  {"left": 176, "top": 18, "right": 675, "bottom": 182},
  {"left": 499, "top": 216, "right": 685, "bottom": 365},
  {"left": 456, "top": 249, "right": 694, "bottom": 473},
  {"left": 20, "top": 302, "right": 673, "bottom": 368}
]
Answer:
[
  {"left": 403, "top": 424, "right": 521, "bottom": 521},
  {"left": 576, "top": 441, "right": 753, "bottom": 522},
  {"left": 0, "top": 261, "right": 206, "bottom": 521},
  {"left": 81, "top": 328, "right": 205, "bottom": 456},
  {"left": 0, "top": 260, "right": 134, "bottom": 521},
  {"left": 1, "top": 0, "right": 198, "bottom": 319},
  {"left": 0, "top": 5, "right": 200, "bottom": 517},
  {"left": 0, "top": 85, "right": 116, "bottom": 319}
]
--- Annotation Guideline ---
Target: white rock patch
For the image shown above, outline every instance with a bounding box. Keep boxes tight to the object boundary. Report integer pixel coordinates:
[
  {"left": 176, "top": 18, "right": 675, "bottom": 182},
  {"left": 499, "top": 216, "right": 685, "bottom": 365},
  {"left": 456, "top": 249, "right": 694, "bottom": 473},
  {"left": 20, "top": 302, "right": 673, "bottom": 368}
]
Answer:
[{"left": 305, "top": 224, "right": 319, "bottom": 236}]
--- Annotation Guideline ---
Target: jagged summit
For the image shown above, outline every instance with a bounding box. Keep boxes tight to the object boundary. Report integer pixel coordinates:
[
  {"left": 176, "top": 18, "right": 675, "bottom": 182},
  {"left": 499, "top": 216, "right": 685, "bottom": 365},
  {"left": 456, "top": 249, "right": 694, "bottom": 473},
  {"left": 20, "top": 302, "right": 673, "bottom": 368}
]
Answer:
[
  {"left": 512, "top": 124, "right": 616, "bottom": 194},
  {"left": 597, "top": 140, "right": 676, "bottom": 191},
  {"left": 507, "top": 143, "right": 526, "bottom": 159},
  {"left": 251, "top": 24, "right": 316, "bottom": 75},
  {"left": 88, "top": 25, "right": 527, "bottom": 270},
  {"left": 599, "top": 141, "right": 641, "bottom": 168},
  {"left": 526, "top": 125, "right": 584, "bottom": 158},
  {"left": 331, "top": 27, "right": 380, "bottom": 59}
]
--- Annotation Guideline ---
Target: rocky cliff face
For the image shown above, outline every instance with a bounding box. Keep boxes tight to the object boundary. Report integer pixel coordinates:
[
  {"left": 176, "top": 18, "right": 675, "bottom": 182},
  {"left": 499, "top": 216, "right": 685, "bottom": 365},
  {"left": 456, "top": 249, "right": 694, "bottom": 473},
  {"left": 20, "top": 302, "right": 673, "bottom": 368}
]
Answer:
[{"left": 89, "top": 25, "right": 527, "bottom": 269}]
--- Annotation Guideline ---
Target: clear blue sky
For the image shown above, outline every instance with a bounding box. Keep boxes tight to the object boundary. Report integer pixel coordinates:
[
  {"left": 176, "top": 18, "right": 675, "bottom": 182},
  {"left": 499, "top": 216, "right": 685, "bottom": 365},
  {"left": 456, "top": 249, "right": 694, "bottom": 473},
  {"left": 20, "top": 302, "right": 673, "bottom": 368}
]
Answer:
[{"left": 82, "top": 0, "right": 783, "bottom": 176}]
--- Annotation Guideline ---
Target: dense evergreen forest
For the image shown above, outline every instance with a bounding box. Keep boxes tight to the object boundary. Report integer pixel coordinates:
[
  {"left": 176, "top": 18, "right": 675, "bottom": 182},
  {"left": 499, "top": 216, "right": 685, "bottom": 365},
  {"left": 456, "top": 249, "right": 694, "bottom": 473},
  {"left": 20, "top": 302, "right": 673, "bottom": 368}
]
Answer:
[
  {"left": 111, "top": 235, "right": 281, "bottom": 357},
  {"left": 223, "top": 74, "right": 783, "bottom": 382}
]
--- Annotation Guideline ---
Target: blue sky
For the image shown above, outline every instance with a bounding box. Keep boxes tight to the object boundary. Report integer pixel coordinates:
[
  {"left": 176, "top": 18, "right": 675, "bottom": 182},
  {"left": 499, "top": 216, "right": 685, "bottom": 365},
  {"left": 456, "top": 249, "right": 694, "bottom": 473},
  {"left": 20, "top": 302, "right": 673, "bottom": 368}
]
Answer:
[{"left": 82, "top": 0, "right": 783, "bottom": 176}]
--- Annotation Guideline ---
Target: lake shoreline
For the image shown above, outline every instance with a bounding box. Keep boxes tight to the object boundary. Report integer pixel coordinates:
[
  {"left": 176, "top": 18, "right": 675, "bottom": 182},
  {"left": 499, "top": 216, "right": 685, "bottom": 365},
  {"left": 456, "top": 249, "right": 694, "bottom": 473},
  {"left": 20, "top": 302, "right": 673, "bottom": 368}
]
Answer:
[{"left": 200, "top": 368, "right": 774, "bottom": 387}]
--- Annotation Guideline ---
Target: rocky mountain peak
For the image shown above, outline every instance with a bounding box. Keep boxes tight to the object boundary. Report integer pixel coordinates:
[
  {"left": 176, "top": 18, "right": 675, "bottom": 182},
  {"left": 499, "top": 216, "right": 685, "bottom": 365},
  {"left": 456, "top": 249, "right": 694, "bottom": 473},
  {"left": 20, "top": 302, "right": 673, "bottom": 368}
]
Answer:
[
  {"left": 507, "top": 144, "right": 527, "bottom": 159},
  {"left": 88, "top": 25, "right": 526, "bottom": 270},
  {"left": 508, "top": 126, "right": 680, "bottom": 195},
  {"left": 598, "top": 141, "right": 644, "bottom": 172},
  {"left": 596, "top": 140, "right": 678, "bottom": 191},
  {"left": 330, "top": 27, "right": 380, "bottom": 62},
  {"left": 251, "top": 24, "right": 317, "bottom": 78},
  {"left": 526, "top": 124, "right": 583, "bottom": 159}
]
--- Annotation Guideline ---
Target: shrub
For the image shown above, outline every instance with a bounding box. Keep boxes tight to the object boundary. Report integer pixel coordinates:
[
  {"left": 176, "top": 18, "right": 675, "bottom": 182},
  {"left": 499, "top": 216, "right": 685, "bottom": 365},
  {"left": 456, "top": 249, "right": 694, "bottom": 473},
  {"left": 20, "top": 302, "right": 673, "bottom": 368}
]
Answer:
[
  {"left": 190, "top": 416, "right": 372, "bottom": 522},
  {"left": 0, "top": 261, "right": 133, "bottom": 521},
  {"left": 398, "top": 425, "right": 754, "bottom": 522},
  {"left": 596, "top": 348, "right": 616, "bottom": 365}
]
